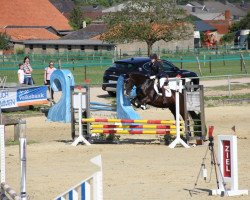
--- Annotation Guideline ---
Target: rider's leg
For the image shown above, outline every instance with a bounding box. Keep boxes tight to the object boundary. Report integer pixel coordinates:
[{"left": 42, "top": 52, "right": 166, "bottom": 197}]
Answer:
[
  {"left": 159, "top": 77, "right": 167, "bottom": 88},
  {"left": 154, "top": 78, "right": 160, "bottom": 94}
]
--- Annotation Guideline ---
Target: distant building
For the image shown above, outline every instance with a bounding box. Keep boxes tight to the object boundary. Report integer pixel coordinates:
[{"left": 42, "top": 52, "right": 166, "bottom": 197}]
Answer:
[
  {"left": 23, "top": 40, "right": 115, "bottom": 54},
  {"left": 183, "top": 1, "right": 247, "bottom": 21}
]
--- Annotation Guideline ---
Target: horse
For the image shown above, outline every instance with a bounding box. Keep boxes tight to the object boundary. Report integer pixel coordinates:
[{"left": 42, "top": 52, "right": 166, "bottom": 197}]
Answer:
[{"left": 124, "top": 73, "right": 202, "bottom": 136}]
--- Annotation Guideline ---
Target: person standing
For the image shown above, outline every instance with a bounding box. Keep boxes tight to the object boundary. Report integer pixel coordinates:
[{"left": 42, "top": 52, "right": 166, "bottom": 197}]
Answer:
[
  {"left": 23, "top": 56, "right": 33, "bottom": 85},
  {"left": 44, "top": 61, "right": 56, "bottom": 100},
  {"left": 17, "top": 63, "right": 24, "bottom": 84}
]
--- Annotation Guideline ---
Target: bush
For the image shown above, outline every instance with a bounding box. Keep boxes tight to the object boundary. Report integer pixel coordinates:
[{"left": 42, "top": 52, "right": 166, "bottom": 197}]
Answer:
[{"left": 15, "top": 48, "right": 25, "bottom": 54}]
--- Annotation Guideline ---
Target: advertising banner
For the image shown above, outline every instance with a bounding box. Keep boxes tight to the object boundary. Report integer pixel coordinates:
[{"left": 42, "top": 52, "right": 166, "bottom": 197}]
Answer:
[
  {"left": 17, "top": 86, "right": 48, "bottom": 107},
  {"left": 0, "top": 86, "right": 48, "bottom": 109},
  {"left": 0, "top": 89, "right": 17, "bottom": 109}
]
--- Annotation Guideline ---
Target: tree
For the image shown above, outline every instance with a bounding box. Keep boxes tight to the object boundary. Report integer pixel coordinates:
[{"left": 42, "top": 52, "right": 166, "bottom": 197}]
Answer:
[
  {"left": 221, "top": 12, "right": 250, "bottom": 44},
  {"left": 101, "top": 0, "right": 192, "bottom": 55},
  {"left": 230, "top": 12, "right": 250, "bottom": 32},
  {"left": 0, "top": 32, "right": 10, "bottom": 50},
  {"left": 69, "top": 7, "right": 91, "bottom": 30}
]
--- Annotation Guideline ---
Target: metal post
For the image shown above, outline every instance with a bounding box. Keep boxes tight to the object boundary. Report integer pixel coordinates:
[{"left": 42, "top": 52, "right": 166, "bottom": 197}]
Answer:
[
  {"left": 209, "top": 56, "right": 212, "bottom": 74},
  {"left": 20, "top": 138, "right": 27, "bottom": 200},
  {"left": 19, "top": 120, "right": 27, "bottom": 200},
  {"left": 228, "top": 76, "right": 231, "bottom": 97},
  {"left": 72, "top": 92, "right": 91, "bottom": 146},
  {"left": 0, "top": 125, "right": 6, "bottom": 185},
  {"left": 169, "top": 79, "right": 189, "bottom": 148}
]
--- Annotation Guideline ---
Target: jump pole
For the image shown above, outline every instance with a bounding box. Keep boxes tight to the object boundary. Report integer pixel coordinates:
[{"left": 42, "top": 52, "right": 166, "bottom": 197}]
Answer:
[
  {"left": 0, "top": 120, "right": 27, "bottom": 200},
  {"left": 169, "top": 77, "right": 189, "bottom": 148},
  {"left": 72, "top": 92, "right": 91, "bottom": 146},
  {"left": 212, "top": 135, "right": 248, "bottom": 196}
]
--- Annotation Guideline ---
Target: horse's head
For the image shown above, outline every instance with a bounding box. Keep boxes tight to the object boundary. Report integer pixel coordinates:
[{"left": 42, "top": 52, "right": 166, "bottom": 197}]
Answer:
[{"left": 124, "top": 75, "right": 133, "bottom": 96}]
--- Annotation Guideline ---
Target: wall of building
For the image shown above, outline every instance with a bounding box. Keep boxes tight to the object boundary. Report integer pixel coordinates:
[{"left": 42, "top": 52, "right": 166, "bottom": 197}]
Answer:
[
  {"left": 24, "top": 44, "right": 114, "bottom": 54},
  {"left": 116, "top": 38, "right": 194, "bottom": 56}
]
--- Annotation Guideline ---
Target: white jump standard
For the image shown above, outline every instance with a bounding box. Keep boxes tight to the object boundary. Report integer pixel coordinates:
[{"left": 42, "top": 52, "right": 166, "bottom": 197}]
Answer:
[{"left": 212, "top": 135, "right": 248, "bottom": 196}]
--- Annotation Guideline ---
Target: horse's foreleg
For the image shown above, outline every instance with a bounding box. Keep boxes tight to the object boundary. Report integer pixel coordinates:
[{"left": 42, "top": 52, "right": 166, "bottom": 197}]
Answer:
[
  {"left": 131, "top": 98, "right": 141, "bottom": 108},
  {"left": 138, "top": 96, "right": 151, "bottom": 110},
  {"left": 168, "top": 106, "right": 176, "bottom": 119}
]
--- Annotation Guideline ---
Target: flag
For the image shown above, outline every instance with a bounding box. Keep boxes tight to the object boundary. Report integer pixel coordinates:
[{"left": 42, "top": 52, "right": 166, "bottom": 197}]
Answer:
[{"left": 90, "top": 155, "right": 102, "bottom": 168}]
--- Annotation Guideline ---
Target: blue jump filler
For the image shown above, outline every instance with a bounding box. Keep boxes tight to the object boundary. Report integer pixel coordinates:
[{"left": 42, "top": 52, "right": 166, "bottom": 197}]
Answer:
[
  {"left": 116, "top": 75, "right": 140, "bottom": 120},
  {"left": 47, "top": 69, "right": 75, "bottom": 123}
]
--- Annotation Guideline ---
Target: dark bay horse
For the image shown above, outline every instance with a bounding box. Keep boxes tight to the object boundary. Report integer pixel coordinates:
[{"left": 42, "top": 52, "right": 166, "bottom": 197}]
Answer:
[
  {"left": 124, "top": 73, "right": 187, "bottom": 120},
  {"left": 124, "top": 73, "right": 202, "bottom": 129}
]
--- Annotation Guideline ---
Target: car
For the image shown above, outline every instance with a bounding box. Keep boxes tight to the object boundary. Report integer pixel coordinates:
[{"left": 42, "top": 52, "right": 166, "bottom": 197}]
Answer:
[{"left": 102, "top": 57, "right": 199, "bottom": 96}]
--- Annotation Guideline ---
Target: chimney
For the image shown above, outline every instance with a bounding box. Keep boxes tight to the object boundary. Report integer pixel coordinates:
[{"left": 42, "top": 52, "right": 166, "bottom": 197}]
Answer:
[
  {"left": 225, "top": 10, "right": 231, "bottom": 21},
  {"left": 83, "top": 21, "right": 87, "bottom": 28},
  {"left": 192, "top": 6, "right": 196, "bottom": 12}
]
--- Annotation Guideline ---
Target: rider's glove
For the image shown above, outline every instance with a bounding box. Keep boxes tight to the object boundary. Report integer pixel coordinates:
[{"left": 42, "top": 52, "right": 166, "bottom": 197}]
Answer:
[{"left": 150, "top": 75, "right": 156, "bottom": 79}]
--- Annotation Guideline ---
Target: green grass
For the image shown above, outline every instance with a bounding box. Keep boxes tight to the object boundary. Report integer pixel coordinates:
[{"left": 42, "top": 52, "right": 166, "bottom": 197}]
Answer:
[
  {"left": 1, "top": 52, "right": 250, "bottom": 85},
  {"left": 1, "top": 65, "right": 109, "bottom": 85}
]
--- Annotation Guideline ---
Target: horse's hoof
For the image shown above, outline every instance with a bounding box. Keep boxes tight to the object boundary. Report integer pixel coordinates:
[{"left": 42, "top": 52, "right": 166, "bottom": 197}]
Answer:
[{"left": 140, "top": 105, "right": 147, "bottom": 110}]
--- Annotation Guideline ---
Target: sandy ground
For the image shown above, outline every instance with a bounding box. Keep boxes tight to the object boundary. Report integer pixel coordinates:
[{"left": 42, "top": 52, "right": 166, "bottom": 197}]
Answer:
[{"left": 3, "top": 81, "right": 250, "bottom": 200}]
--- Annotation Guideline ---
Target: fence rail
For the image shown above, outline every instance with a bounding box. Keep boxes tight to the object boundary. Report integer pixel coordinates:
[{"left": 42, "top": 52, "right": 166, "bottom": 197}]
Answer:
[{"left": 0, "top": 49, "right": 249, "bottom": 85}]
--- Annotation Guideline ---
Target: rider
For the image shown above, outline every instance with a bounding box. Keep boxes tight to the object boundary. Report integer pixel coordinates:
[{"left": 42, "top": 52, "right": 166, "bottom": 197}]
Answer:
[{"left": 149, "top": 53, "right": 169, "bottom": 103}]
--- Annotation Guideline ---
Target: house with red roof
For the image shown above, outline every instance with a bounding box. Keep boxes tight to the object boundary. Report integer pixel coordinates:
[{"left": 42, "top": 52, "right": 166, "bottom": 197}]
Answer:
[{"left": 0, "top": 0, "right": 72, "bottom": 52}]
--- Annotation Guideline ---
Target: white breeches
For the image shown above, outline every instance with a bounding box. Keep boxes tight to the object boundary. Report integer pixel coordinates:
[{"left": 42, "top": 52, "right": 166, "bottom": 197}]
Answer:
[{"left": 153, "top": 78, "right": 168, "bottom": 94}]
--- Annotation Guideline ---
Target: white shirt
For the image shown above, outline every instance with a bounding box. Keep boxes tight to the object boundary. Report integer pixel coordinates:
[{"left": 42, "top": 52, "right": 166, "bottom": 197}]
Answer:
[{"left": 18, "top": 69, "right": 24, "bottom": 84}]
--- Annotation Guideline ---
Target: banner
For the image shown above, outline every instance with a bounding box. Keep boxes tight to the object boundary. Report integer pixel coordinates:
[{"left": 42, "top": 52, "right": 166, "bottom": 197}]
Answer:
[
  {"left": 0, "top": 86, "right": 48, "bottom": 109},
  {"left": 17, "top": 86, "right": 48, "bottom": 106},
  {"left": 0, "top": 89, "right": 17, "bottom": 108}
]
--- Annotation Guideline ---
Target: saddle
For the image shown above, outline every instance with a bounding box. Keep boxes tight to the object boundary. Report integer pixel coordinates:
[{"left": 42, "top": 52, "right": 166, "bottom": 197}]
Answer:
[{"left": 153, "top": 78, "right": 171, "bottom": 97}]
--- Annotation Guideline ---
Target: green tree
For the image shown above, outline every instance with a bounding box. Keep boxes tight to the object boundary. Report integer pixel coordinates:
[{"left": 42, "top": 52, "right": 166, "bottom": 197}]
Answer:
[
  {"left": 0, "top": 33, "right": 10, "bottom": 50},
  {"left": 230, "top": 12, "right": 250, "bottom": 32},
  {"left": 69, "top": 7, "right": 91, "bottom": 30},
  {"left": 101, "top": 0, "right": 192, "bottom": 55},
  {"left": 221, "top": 12, "right": 250, "bottom": 44}
]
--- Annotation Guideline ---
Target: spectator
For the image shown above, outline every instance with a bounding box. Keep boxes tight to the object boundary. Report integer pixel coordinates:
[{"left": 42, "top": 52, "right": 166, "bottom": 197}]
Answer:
[
  {"left": 44, "top": 61, "right": 56, "bottom": 100},
  {"left": 17, "top": 63, "right": 24, "bottom": 84},
  {"left": 23, "top": 56, "right": 33, "bottom": 85}
]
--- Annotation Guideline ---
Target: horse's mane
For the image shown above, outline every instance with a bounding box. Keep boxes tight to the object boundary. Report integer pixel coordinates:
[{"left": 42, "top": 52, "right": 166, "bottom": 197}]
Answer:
[
  {"left": 128, "top": 72, "right": 150, "bottom": 87},
  {"left": 128, "top": 72, "right": 148, "bottom": 80}
]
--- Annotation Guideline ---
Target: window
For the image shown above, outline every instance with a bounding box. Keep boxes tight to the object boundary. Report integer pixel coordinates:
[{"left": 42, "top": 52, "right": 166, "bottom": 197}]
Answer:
[
  {"left": 143, "top": 61, "right": 175, "bottom": 72},
  {"left": 67, "top": 45, "right": 72, "bottom": 50},
  {"left": 29, "top": 45, "right": 33, "bottom": 50},
  {"left": 55, "top": 45, "right": 59, "bottom": 50},
  {"left": 80, "top": 45, "right": 85, "bottom": 51},
  {"left": 42, "top": 45, "right": 46, "bottom": 50},
  {"left": 94, "top": 46, "right": 98, "bottom": 51},
  {"left": 162, "top": 61, "right": 175, "bottom": 72}
]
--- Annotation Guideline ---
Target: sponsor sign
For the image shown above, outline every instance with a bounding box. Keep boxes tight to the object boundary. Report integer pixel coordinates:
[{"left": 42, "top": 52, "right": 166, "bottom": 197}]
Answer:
[
  {"left": 17, "top": 86, "right": 48, "bottom": 106},
  {"left": 0, "top": 89, "right": 17, "bottom": 108},
  {"left": 0, "top": 86, "right": 48, "bottom": 109},
  {"left": 223, "top": 140, "right": 231, "bottom": 177}
]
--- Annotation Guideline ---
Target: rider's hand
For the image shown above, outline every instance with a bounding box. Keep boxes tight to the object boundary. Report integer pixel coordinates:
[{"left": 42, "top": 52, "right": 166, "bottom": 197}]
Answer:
[{"left": 150, "top": 75, "right": 156, "bottom": 79}]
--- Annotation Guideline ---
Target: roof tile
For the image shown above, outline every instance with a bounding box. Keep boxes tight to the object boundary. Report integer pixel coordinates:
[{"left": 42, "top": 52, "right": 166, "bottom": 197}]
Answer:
[
  {"left": 0, "top": 28, "right": 59, "bottom": 40},
  {"left": 0, "top": 0, "right": 71, "bottom": 30}
]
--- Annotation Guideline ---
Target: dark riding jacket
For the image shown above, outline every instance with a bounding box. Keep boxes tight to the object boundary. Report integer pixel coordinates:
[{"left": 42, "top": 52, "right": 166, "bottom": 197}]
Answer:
[{"left": 149, "top": 60, "right": 167, "bottom": 78}]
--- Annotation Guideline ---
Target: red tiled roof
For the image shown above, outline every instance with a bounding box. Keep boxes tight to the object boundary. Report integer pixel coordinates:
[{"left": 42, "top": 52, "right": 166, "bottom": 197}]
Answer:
[
  {"left": 0, "top": 28, "right": 59, "bottom": 40},
  {"left": 204, "top": 20, "right": 231, "bottom": 34},
  {"left": 0, "top": 0, "right": 71, "bottom": 31}
]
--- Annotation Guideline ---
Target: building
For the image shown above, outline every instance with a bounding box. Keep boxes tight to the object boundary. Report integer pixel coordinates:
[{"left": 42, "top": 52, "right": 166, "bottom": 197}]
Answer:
[{"left": 23, "top": 39, "right": 115, "bottom": 54}]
